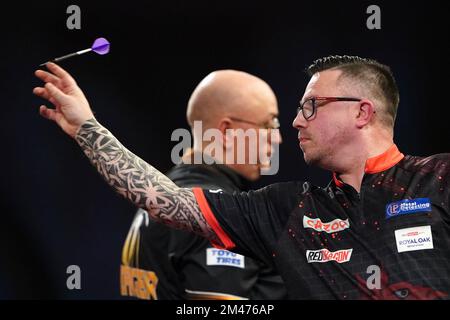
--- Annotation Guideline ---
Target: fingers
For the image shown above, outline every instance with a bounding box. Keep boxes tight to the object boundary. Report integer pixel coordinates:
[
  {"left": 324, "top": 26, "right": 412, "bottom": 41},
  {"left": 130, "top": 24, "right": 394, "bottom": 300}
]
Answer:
[
  {"left": 33, "top": 86, "right": 50, "bottom": 99},
  {"left": 39, "top": 105, "right": 57, "bottom": 121},
  {"left": 35, "top": 70, "right": 62, "bottom": 87},
  {"left": 45, "top": 62, "right": 76, "bottom": 85},
  {"left": 34, "top": 62, "right": 76, "bottom": 91},
  {"left": 44, "top": 82, "right": 68, "bottom": 104},
  {"left": 33, "top": 87, "right": 59, "bottom": 106}
]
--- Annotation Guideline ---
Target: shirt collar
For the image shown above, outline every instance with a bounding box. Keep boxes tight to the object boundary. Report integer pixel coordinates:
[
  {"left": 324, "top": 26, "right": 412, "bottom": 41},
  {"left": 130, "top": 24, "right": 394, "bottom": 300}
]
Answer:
[
  {"left": 333, "top": 144, "right": 405, "bottom": 187},
  {"left": 179, "top": 150, "right": 250, "bottom": 191}
]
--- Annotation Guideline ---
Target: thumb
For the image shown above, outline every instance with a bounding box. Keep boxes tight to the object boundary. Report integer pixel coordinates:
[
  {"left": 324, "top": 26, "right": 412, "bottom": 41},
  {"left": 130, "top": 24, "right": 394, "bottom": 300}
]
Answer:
[{"left": 45, "top": 82, "right": 69, "bottom": 105}]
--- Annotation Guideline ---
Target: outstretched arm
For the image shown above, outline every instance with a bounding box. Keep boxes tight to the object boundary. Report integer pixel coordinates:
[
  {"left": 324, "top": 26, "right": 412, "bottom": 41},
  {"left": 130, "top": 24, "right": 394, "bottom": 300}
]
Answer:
[{"left": 33, "top": 63, "right": 220, "bottom": 244}]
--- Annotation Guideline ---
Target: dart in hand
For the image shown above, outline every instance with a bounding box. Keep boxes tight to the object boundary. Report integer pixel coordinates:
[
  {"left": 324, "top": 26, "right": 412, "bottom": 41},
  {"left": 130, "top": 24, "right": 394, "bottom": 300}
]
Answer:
[{"left": 39, "top": 37, "right": 110, "bottom": 66}]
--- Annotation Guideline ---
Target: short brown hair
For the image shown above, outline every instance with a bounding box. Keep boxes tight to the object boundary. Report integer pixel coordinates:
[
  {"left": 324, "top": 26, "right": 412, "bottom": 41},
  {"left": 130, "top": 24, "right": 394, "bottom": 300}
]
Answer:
[{"left": 307, "top": 55, "right": 400, "bottom": 128}]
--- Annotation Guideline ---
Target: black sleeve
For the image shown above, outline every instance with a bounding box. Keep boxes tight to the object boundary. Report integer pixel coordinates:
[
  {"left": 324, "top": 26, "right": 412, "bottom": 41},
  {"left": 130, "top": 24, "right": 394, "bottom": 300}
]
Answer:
[{"left": 194, "top": 182, "right": 300, "bottom": 267}]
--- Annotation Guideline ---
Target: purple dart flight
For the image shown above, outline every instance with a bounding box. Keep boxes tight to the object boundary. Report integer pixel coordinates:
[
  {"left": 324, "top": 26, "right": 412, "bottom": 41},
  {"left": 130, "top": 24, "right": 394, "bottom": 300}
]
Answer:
[{"left": 39, "top": 37, "right": 110, "bottom": 66}]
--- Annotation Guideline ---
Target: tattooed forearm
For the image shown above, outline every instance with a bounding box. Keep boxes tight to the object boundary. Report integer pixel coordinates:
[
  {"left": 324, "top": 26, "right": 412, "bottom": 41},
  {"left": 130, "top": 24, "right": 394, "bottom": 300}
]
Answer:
[{"left": 74, "top": 118, "right": 221, "bottom": 244}]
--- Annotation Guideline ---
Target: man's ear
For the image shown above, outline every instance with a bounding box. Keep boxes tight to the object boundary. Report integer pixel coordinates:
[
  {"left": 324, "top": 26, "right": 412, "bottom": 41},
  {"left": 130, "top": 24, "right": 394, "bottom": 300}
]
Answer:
[
  {"left": 355, "top": 99, "right": 375, "bottom": 128},
  {"left": 217, "top": 118, "right": 233, "bottom": 148}
]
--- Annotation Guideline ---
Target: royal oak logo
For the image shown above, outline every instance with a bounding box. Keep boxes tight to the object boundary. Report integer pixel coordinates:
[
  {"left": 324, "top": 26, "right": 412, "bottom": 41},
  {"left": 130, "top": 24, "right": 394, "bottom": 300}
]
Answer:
[
  {"left": 385, "top": 198, "right": 431, "bottom": 219},
  {"left": 395, "top": 226, "right": 434, "bottom": 253}
]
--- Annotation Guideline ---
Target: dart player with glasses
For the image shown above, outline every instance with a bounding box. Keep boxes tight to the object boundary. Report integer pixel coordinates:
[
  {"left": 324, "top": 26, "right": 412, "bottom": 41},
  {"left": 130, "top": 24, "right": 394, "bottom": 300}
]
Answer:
[{"left": 33, "top": 55, "right": 450, "bottom": 300}]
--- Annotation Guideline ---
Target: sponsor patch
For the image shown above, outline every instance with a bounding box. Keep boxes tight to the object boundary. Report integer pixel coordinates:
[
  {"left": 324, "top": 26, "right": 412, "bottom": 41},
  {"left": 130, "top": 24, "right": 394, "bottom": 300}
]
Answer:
[
  {"left": 306, "top": 248, "right": 353, "bottom": 264},
  {"left": 206, "top": 248, "right": 245, "bottom": 268},
  {"left": 386, "top": 198, "right": 431, "bottom": 219},
  {"left": 394, "top": 225, "right": 433, "bottom": 253},
  {"left": 303, "top": 216, "right": 350, "bottom": 233}
]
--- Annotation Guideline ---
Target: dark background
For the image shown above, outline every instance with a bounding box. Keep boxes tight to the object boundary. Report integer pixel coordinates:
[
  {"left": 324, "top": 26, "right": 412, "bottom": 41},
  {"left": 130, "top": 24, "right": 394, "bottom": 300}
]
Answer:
[{"left": 0, "top": 0, "right": 448, "bottom": 299}]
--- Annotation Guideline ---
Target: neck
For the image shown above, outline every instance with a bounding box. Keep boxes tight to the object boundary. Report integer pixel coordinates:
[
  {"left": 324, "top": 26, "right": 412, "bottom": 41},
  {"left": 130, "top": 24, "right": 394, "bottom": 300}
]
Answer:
[
  {"left": 190, "top": 142, "right": 258, "bottom": 181},
  {"left": 335, "top": 137, "right": 394, "bottom": 193}
]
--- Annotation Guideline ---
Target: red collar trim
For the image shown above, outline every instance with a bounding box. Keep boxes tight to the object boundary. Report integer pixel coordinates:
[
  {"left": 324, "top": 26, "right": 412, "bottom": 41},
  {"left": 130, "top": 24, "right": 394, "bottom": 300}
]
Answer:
[
  {"left": 364, "top": 144, "right": 404, "bottom": 174},
  {"left": 332, "top": 172, "right": 345, "bottom": 188},
  {"left": 333, "top": 144, "right": 404, "bottom": 187}
]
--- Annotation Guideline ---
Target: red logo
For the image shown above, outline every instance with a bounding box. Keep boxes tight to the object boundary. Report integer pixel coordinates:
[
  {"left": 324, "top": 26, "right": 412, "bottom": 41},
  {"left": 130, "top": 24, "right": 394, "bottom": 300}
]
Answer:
[
  {"left": 355, "top": 269, "right": 448, "bottom": 300},
  {"left": 306, "top": 249, "right": 353, "bottom": 264},
  {"left": 303, "top": 216, "right": 349, "bottom": 233}
]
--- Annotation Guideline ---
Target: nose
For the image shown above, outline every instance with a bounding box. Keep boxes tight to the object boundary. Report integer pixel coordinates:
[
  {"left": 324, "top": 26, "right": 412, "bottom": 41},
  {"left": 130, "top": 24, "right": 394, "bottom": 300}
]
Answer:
[{"left": 292, "top": 111, "right": 307, "bottom": 130}]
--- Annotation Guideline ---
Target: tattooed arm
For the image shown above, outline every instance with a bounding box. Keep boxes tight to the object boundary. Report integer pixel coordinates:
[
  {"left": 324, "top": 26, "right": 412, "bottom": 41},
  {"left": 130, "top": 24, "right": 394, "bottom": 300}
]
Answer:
[{"left": 33, "top": 63, "right": 220, "bottom": 244}]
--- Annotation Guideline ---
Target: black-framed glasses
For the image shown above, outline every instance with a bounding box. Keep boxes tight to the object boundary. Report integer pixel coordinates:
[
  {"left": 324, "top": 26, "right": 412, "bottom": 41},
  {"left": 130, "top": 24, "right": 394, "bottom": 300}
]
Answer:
[
  {"left": 297, "top": 97, "right": 362, "bottom": 120},
  {"left": 229, "top": 116, "right": 280, "bottom": 129}
]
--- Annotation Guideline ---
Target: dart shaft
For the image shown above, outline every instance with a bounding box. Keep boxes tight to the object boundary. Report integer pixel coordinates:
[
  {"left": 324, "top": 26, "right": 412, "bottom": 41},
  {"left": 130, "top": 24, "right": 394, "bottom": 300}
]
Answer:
[
  {"left": 77, "top": 48, "right": 92, "bottom": 55},
  {"left": 54, "top": 52, "right": 79, "bottom": 62},
  {"left": 39, "top": 48, "right": 93, "bottom": 66},
  {"left": 55, "top": 48, "right": 92, "bottom": 61}
]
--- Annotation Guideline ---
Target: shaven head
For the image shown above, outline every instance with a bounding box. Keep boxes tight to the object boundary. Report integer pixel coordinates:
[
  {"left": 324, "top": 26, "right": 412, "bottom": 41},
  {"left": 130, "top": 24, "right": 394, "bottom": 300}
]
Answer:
[
  {"left": 187, "top": 70, "right": 277, "bottom": 130},
  {"left": 185, "top": 70, "right": 281, "bottom": 181}
]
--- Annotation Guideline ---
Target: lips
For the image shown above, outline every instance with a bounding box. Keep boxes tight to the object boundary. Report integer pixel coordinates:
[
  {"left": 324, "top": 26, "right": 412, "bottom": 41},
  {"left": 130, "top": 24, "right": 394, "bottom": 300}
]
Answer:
[
  {"left": 298, "top": 132, "right": 311, "bottom": 147},
  {"left": 298, "top": 136, "right": 311, "bottom": 144},
  {"left": 298, "top": 134, "right": 311, "bottom": 149}
]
